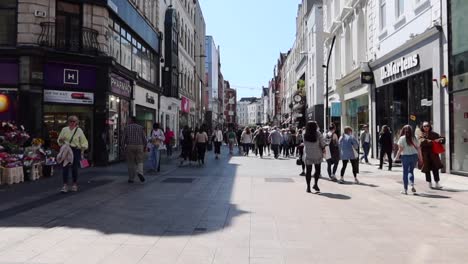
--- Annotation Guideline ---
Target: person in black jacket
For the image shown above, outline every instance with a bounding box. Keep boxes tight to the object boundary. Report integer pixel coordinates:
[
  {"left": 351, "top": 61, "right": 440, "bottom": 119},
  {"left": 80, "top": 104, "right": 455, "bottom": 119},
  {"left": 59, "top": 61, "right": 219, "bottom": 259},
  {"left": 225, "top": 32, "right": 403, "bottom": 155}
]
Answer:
[{"left": 378, "top": 125, "right": 393, "bottom": 170}]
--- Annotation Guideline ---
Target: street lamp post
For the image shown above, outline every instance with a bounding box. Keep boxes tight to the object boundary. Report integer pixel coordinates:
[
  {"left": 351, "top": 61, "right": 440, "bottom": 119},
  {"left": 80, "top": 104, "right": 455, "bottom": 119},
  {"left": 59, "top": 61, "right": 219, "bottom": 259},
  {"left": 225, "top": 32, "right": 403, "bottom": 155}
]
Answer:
[{"left": 323, "top": 35, "right": 336, "bottom": 130}]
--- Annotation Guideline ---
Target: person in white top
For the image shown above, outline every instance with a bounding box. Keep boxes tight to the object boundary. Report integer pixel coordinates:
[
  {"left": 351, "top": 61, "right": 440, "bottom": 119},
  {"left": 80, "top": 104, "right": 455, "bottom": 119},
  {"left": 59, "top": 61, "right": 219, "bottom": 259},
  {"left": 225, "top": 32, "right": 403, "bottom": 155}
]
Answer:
[
  {"left": 148, "top": 123, "right": 165, "bottom": 173},
  {"left": 240, "top": 127, "right": 253, "bottom": 156},
  {"left": 194, "top": 125, "right": 209, "bottom": 165},
  {"left": 213, "top": 126, "right": 224, "bottom": 159}
]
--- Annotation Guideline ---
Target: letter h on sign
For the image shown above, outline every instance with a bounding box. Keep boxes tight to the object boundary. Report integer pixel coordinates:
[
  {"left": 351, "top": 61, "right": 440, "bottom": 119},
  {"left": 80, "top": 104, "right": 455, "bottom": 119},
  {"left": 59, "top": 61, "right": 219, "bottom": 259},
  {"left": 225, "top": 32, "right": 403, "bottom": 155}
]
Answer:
[{"left": 64, "top": 69, "right": 79, "bottom": 85}]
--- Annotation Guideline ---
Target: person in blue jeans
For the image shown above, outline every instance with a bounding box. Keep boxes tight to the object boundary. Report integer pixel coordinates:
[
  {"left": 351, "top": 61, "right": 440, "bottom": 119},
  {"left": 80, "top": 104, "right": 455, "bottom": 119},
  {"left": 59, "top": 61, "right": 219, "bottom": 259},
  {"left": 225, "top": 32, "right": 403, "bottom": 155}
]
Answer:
[
  {"left": 149, "top": 123, "right": 165, "bottom": 173},
  {"left": 395, "top": 125, "right": 422, "bottom": 195}
]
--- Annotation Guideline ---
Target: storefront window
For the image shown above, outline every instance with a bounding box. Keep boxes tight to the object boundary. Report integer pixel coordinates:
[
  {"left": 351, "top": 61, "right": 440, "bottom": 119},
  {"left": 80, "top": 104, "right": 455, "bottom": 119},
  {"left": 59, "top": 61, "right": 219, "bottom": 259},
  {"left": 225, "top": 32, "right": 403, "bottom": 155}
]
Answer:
[
  {"left": 136, "top": 105, "right": 155, "bottom": 137},
  {"left": 346, "top": 95, "right": 368, "bottom": 133},
  {"left": 108, "top": 96, "right": 120, "bottom": 162},
  {"left": 452, "top": 90, "right": 468, "bottom": 173},
  {"left": 376, "top": 70, "right": 432, "bottom": 141},
  {"left": 451, "top": 0, "right": 468, "bottom": 91}
]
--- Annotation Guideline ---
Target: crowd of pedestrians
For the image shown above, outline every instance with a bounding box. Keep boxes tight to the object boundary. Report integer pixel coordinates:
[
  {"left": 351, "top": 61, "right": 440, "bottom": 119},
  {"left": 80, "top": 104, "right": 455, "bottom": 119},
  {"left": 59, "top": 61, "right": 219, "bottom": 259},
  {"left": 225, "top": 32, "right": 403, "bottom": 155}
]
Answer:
[{"left": 55, "top": 112, "right": 445, "bottom": 196}]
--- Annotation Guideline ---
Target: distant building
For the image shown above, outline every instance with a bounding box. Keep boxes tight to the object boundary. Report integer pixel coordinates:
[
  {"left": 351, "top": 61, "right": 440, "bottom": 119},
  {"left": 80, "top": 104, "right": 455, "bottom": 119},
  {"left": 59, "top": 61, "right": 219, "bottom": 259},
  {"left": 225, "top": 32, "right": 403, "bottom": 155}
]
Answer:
[{"left": 223, "top": 82, "right": 237, "bottom": 128}]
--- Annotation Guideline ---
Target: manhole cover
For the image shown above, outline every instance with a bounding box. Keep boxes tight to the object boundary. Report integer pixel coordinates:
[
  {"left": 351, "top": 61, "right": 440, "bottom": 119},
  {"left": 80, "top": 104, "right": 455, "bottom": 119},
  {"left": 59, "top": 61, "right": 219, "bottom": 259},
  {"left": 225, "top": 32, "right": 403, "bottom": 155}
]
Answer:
[
  {"left": 265, "top": 178, "right": 294, "bottom": 183},
  {"left": 162, "top": 178, "right": 196, "bottom": 183}
]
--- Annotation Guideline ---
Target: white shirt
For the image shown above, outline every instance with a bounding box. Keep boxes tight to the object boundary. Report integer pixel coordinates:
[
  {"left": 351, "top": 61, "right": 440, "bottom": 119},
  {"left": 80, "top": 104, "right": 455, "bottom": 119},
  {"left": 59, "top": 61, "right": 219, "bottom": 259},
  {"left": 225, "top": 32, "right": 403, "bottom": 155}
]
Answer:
[{"left": 214, "top": 130, "right": 224, "bottom": 142}]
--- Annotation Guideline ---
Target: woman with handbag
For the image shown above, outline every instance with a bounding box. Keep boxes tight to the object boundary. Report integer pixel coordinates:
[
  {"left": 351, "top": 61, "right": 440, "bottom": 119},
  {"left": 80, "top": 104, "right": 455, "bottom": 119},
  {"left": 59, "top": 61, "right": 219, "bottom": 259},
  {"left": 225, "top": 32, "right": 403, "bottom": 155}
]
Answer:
[
  {"left": 419, "top": 122, "right": 444, "bottom": 189},
  {"left": 57, "top": 115, "right": 88, "bottom": 193},
  {"left": 297, "top": 129, "right": 305, "bottom": 176},
  {"left": 149, "top": 123, "right": 165, "bottom": 173},
  {"left": 240, "top": 127, "right": 252, "bottom": 156},
  {"left": 302, "top": 121, "right": 325, "bottom": 193},
  {"left": 339, "top": 126, "right": 360, "bottom": 184},
  {"left": 395, "top": 125, "right": 423, "bottom": 195}
]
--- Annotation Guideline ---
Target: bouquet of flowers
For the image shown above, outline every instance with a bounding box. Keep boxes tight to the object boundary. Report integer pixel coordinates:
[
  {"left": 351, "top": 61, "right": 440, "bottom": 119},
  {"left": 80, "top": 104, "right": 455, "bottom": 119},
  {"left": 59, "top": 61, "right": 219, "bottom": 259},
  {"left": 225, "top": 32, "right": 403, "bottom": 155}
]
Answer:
[{"left": 0, "top": 122, "right": 30, "bottom": 154}]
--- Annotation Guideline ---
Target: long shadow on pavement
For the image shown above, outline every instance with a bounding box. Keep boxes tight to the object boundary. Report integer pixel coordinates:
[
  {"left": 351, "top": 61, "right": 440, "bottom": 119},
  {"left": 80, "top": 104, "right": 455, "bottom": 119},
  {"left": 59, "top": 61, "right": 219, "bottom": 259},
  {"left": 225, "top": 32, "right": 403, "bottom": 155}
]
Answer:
[
  {"left": 0, "top": 147, "right": 249, "bottom": 238},
  {"left": 318, "top": 192, "right": 352, "bottom": 200}
]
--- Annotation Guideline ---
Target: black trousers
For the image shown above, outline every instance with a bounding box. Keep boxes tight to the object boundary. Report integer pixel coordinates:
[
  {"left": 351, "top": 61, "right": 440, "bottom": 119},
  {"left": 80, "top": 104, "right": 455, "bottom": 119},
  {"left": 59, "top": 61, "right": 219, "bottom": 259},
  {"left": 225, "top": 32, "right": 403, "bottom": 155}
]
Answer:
[
  {"left": 257, "top": 144, "right": 264, "bottom": 157},
  {"left": 306, "top": 164, "right": 321, "bottom": 189},
  {"left": 197, "top": 143, "right": 207, "bottom": 163},
  {"left": 327, "top": 159, "right": 339, "bottom": 177},
  {"left": 425, "top": 170, "right": 440, "bottom": 183},
  {"left": 271, "top": 144, "right": 279, "bottom": 158},
  {"left": 290, "top": 145, "right": 296, "bottom": 155},
  {"left": 341, "top": 159, "right": 359, "bottom": 177},
  {"left": 214, "top": 141, "right": 222, "bottom": 154},
  {"left": 379, "top": 149, "right": 393, "bottom": 169}
]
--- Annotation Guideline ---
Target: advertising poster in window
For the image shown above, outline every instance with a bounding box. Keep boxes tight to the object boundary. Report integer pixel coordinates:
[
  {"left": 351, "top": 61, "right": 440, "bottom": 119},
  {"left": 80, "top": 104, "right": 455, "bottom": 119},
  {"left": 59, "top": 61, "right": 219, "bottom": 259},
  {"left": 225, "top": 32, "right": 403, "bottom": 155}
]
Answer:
[
  {"left": 0, "top": 89, "right": 18, "bottom": 122},
  {"left": 44, "top": 90, "right": 94, "bottom": 105}
]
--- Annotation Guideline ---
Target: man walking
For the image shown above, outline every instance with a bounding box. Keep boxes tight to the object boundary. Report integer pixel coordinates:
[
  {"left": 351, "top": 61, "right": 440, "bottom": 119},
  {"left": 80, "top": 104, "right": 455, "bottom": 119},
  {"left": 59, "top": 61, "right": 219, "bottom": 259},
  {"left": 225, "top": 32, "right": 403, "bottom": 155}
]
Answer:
[
  {"left": 122, "top": 116, "right": 147, "bottom": 183},
  {"left": 360, "top": 125, "right": 371, "bottom": 164},
  {"left": 269, "top": 127, "right": 282, "bottom": 159}
]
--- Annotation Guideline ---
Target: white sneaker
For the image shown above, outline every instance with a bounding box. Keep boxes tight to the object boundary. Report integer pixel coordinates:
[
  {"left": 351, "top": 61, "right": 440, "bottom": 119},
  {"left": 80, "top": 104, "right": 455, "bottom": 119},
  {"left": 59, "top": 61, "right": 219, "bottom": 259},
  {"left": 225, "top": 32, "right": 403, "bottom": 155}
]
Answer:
[
  {"left": 428, "top": 182, "right": 433, "bottom": 188},
  {"left": 401, "top": 190, "right": 408, "bottom": 195},
  {"left": 435, "top": 182, "right": 443, "bottom": 189},
  {"left": 60, "top": 185, "right": 68, "bottom": 193}
]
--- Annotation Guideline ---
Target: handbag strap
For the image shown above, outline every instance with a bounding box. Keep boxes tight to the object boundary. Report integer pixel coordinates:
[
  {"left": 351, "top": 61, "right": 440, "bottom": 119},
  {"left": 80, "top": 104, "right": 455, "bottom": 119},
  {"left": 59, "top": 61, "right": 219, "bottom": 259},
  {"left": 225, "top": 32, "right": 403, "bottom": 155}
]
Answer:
[{"left": 69, "top": 128, "right": 78, "bottom": 144}]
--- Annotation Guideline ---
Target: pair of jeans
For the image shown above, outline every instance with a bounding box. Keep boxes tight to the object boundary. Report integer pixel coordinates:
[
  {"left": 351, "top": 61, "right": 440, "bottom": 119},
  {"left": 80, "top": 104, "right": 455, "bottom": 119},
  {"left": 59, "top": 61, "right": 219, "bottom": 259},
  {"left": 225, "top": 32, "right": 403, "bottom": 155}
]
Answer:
[
  {"left": 361, "top": 142, "right": 370, "bottom": 162},
  {"left": 62, "top": 147, "right": 81, "bottom": 184},
  {"left": 305, "top": 164, "right": 321, "bottom": 190},
  {"left": 327, "top": 159, "right": 339, "bottom": 177},
  {"left": 379, "top": 149, "right": 392, "bottom": 169},
  {"left": 271, "top": 144, "right": 279, "bottom": 158},
  {"left": 150, "top": 145, "right": 160, "bottom": 171},
  {"left": 243, "top": 143, "right": 251, "bottom": 155},
  {"left": 425, "top": 170, "right": 440, "bottom": 183},
  {"left": 282, "top": 144, "right": 289, "bottom": 157},
  {"left": 401, "top": 154, "right": 418, "bottom": 190}
]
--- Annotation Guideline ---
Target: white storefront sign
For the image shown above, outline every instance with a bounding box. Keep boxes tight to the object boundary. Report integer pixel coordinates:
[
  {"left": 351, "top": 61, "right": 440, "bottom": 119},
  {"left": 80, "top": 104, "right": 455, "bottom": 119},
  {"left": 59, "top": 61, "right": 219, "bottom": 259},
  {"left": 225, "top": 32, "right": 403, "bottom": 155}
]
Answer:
[
  {"left": 133, "top": 85, "right": 158, "bottom": 110},
  {"left": 380, "top": 54, "right": 420, "bottom": 80},
  {"left": 44, "top": 89, "right": 94, "bottom": 104}
]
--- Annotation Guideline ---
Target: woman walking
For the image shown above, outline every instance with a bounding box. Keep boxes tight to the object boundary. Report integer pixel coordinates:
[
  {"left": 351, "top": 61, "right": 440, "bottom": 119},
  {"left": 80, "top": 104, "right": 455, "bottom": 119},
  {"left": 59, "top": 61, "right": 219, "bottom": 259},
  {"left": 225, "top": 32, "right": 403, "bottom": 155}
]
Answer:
[
  {"left": 325, "top": 123, "right": 339, "bottom": 182},
  {"left": 419, "top": 122, "right": 444, "bottom": 189},
  {"left": 149, "top": 123, "right": 165, "bottom": 173},
  {"left": 58, "top": 115, "right": 88, "bottom": 193},
  {"left": 297, "top": 129, "right": 305, "bottom": 176},
  {"left": 378, "top": 125, "right": 393, "bottom": 171},
  {"left": 395, "top": 125, "right": 423, "bottom": 195},
  {"left": 164, "top": 127, "right": 175, "bottom": 157},
  {"left": 180, "top": 126, "right": 193, "bottom": 166},
  {"left": 253, "top": 129, "right": 266, "bottom": 158},
  {"left": 302, "top": 121, "right": 325, "bottom": 193},
  {"left": 339, "top": 126, "right": 360, "bottom": 184},
  {"left": 213, "top": 126, "right": 224, "bottom": 159},
  {"left": 194, "top": 125, "right": 209, "bottom": 165},
  {"left": 241, "top": 127, "right": 253, "bottom": 156}
]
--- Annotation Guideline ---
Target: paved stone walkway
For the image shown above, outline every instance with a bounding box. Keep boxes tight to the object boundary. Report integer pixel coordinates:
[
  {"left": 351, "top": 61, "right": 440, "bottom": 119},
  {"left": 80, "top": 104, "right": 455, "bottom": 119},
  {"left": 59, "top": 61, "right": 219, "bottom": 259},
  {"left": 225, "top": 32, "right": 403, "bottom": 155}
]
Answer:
[{"left": 0, "top": 147, "right": 468, "bottom": 263}]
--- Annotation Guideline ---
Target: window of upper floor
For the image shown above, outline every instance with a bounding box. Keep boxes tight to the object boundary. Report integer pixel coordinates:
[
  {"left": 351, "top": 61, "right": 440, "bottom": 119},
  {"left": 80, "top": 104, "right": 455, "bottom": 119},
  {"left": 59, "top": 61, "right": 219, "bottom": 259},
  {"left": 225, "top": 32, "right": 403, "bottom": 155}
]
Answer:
[
  {"left": 380, "top": 0, "right": 387, "bottom": 30},
  {"left": 0, "top": 0, "right": 17, "bottom": 46},
  {"left": 395, "top": 0, "right": 404, "bottom": 18}
]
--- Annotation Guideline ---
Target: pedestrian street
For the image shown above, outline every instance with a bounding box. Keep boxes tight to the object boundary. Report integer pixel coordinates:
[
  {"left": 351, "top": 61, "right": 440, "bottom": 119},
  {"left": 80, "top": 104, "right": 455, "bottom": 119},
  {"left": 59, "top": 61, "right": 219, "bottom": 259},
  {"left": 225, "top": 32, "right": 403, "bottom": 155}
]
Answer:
[{"left": 0, "top": 148, "right": 468, "bottom": 264}]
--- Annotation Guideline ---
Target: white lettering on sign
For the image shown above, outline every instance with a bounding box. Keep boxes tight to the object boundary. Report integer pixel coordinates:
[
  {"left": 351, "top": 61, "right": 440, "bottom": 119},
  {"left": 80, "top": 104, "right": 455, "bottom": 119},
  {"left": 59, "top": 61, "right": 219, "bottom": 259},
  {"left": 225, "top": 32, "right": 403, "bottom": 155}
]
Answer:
[{"left": 380, "top": 54, "right": 419, "bottom": 81}]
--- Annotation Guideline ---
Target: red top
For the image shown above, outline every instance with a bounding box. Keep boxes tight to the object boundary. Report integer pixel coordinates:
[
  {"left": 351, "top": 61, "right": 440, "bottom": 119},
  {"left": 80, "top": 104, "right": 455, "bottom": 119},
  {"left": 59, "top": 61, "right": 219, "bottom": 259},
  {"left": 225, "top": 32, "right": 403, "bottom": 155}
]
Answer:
[{"left": 164, "top": 130, "right": 174, "bottom": 145}]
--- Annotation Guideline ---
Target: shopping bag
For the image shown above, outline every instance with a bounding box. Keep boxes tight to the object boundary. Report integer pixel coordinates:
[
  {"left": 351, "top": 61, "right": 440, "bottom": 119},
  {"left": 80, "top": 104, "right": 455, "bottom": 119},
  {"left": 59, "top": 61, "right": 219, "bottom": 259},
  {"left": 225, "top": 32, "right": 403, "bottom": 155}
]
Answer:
[
  {"left": 80, "top": 159, "right": 90, "bottom": 169},
  {"left": 432, "top": 141, "right": 445, "bottom": 154}
]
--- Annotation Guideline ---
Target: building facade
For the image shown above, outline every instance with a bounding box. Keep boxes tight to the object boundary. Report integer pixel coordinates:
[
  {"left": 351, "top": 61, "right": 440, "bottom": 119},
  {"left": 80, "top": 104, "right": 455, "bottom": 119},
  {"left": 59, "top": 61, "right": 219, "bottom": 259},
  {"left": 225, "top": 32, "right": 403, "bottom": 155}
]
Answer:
[
  {"left": 205, "top": 36, "right": 220, "bottom": 129},
  {"left": 223, "top": 84, "right": 237, "bottom": 128},
  {"left": 0, "top": 0, "right": 162, "bottom": 165}
]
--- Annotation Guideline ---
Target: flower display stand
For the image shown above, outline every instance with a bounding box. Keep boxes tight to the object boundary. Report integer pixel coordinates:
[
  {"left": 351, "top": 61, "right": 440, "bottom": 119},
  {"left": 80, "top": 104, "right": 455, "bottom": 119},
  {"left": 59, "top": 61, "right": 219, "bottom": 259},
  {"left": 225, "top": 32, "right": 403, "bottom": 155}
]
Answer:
[{"left": 1, "top": 167, "right": 25, "bottom": 185}]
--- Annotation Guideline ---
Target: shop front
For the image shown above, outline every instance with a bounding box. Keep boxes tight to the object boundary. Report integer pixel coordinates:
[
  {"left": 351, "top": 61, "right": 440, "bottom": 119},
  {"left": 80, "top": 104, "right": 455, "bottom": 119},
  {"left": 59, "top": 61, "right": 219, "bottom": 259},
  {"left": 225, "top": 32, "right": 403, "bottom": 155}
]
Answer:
[
  {"left": 43, "top": 62, "right": 96, "bottom": 161},
  {"left": 160, "top": 96, "right": 180, "bottom": 145},
  {"left": 106, "top": 72, "right": 132, "bottom": 162},
  {"left": 449, "top": 0, "right": 468, "bottom": 175},
  {"left": 133, "top": 85, "right": 158, "bottom": 136},
  {"left": 371, "top": 29, "right": 443, "bottom": 156},
  {"left": 179, "top": 96, "right": 191, "bottom": 128},
  {"left": 342, "top": 80, "right": 370, "bottom": 135}
]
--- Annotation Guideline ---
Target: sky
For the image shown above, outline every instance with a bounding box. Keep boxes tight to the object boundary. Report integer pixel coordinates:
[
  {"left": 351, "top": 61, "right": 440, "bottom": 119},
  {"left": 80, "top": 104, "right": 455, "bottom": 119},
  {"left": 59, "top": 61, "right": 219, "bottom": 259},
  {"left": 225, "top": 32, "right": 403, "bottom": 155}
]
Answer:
[{"left": 198, "top": 0, "right": 298, "bottom": 99}]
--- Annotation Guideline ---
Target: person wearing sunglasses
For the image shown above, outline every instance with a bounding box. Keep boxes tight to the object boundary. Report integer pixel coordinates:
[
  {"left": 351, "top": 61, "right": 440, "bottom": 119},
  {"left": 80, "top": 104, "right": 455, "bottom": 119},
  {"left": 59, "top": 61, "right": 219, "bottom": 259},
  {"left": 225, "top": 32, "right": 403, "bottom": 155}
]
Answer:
[
  {"left": 419, "top": 122, "right": 444, "bottom": 189},
  {"left": 57, "top": 115, "right": 88, "bottom": 193}
]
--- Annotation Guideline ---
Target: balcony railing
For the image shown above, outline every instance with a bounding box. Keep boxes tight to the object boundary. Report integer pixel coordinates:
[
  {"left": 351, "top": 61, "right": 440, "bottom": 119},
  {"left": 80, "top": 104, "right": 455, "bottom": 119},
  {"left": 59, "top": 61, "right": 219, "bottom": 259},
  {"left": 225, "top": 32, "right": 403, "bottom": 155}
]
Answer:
[{"left": 38, "top": 22, "right": 102, "bottom": 55}]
